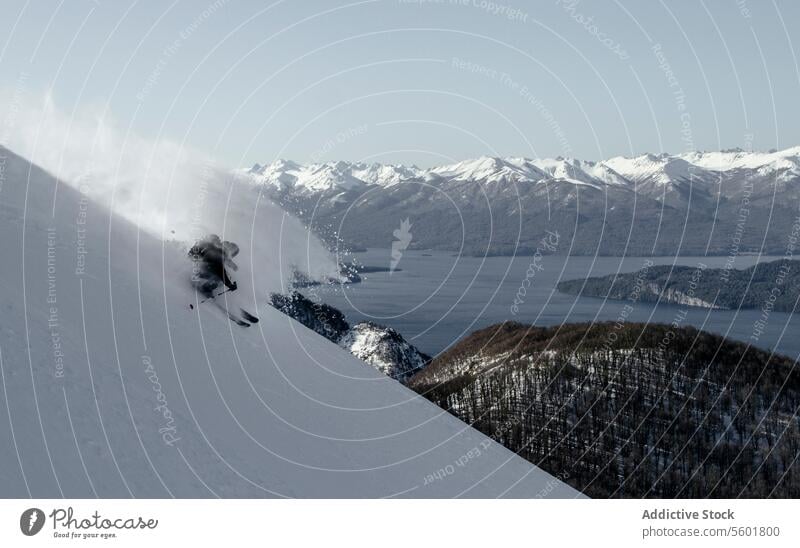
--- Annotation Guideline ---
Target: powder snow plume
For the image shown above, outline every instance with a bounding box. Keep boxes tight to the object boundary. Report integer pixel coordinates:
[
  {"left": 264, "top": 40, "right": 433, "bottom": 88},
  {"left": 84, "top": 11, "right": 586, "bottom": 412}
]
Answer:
[{"left": 0, "top": 91, "right": 341, "bottom": 301}]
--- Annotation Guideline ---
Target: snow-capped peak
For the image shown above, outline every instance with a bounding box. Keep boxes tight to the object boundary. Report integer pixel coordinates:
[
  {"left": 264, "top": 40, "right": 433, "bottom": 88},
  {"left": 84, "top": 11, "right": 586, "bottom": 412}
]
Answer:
[
  {"left": 678, "top": 146, "right": 800, "bottom": 175},
  {"left": 349, "top": 162, "right": 423, "bottom": 186},
  {"left": 429, "top": 156, "right": 547, "bottom": 183},
  {"left": 529, "top": 157, "right": 628, "bottom": 189},
  {"left": 248, "top": 159, "right": 422, "bottom": 193},
  {"left": 602, "top": 153, "right": 702, "bottom": 186}
]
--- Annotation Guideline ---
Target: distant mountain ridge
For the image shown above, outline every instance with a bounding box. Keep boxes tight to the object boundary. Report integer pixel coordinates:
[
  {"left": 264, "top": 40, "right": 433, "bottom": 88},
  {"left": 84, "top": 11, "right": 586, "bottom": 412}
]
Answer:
[
  {"left": 247, "top": 147, "right": 800, "bottom": 192},
  {"left": 244, "top": 147, "right": 800, "bottom": 256}
]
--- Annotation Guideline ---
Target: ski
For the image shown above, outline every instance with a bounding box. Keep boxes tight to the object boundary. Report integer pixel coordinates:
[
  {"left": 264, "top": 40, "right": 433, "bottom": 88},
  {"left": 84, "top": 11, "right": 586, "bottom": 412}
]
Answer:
[
  {"left": 228, "top": 313, "right": 250, "bottom": 327},
  {"left": 240, "top": 309, "right": 259, "bottom": 323}
]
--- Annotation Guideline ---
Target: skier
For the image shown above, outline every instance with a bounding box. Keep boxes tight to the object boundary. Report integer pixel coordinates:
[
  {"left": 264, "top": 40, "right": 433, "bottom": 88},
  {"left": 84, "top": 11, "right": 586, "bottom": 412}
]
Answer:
[
  {"left": 188, "top": 234, "right": 258, "bottom": 326},
  {"left": 189, "top": 234, "right": 239, "bottom": 297}
]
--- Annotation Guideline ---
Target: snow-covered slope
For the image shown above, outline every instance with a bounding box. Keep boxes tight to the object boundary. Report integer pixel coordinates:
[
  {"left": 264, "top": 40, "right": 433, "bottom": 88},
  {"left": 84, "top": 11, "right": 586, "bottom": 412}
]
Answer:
[
  {"left": 602, "top": 153, "right": 698, "bottom": 186},
  {"left": 678, "top": 146, "right": 800, "bottom": 177},
  {"left": 0, "top": 145, "right": 578, "bottom": 498},
  {"left": 428, "top": 156, "right": 546, "bottom": 184},
  {"left": 530, "top": 158, "right": 629, "bottom": 189}
]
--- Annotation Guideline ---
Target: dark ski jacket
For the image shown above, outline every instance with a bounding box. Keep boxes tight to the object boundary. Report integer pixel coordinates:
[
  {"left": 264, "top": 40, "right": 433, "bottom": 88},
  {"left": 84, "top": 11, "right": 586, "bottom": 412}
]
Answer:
[{"left": 189, "top": 235, "right": 239, "bottom": 294}]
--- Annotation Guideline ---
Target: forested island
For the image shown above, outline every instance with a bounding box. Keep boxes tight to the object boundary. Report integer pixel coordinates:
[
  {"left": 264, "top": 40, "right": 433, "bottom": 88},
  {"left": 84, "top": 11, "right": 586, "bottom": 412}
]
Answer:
[{"left": 557, "top": 259, "right": 800, "bottom": 312}]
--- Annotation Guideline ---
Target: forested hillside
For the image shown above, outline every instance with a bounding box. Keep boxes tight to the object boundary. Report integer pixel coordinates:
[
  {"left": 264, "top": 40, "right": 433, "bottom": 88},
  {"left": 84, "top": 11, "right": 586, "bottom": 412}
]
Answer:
[{"left": 409, "top": 321, "right": 800, "bottom": 497}]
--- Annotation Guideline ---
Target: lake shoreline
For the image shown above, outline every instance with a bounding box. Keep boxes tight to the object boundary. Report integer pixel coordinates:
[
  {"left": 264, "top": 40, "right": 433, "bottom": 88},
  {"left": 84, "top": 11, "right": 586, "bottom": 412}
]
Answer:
[{"left": 312, "top": 250, "right": 797, "bottom": 359}]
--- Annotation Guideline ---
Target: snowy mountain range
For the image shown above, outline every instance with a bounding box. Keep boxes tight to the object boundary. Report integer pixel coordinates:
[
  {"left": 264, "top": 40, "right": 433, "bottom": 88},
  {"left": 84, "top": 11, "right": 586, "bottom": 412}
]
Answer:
[
  {"left": 249, "top": 147, "right": 800, "bottom": 195},
  {"left": 0, "top": 144, "right": 579, "bottom": 498},
  {"left": 246, "top": 147, "right": 800, "bottom": 256}
]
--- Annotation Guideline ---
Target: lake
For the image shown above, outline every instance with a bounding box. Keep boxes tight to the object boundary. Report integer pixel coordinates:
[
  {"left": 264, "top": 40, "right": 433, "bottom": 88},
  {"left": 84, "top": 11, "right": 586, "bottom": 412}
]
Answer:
[{"left": 308, "top": 249, "right": 800, "bottom": 359}]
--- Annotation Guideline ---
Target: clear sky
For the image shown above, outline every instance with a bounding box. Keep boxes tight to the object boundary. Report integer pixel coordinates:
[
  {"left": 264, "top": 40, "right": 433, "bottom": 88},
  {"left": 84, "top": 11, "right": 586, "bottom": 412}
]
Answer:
[{"left": 1, "top": 0, "right": 799, "bottom": 168}]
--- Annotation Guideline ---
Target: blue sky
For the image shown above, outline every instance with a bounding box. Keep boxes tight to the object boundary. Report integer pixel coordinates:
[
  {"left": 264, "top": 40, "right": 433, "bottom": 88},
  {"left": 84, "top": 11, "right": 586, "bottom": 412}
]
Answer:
[{"left": 1, "top": 0, "right": 799, "bottom": 168}]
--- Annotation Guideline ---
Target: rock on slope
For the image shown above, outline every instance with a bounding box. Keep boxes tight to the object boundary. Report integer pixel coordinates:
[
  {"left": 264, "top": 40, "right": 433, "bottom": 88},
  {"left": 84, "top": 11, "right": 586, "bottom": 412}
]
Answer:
[
  {"left": 269, "top": 292, "right": 429, "bottom": 381},
  {"left": 338, "top": 322, "right": 429, "bottom": 382}
]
